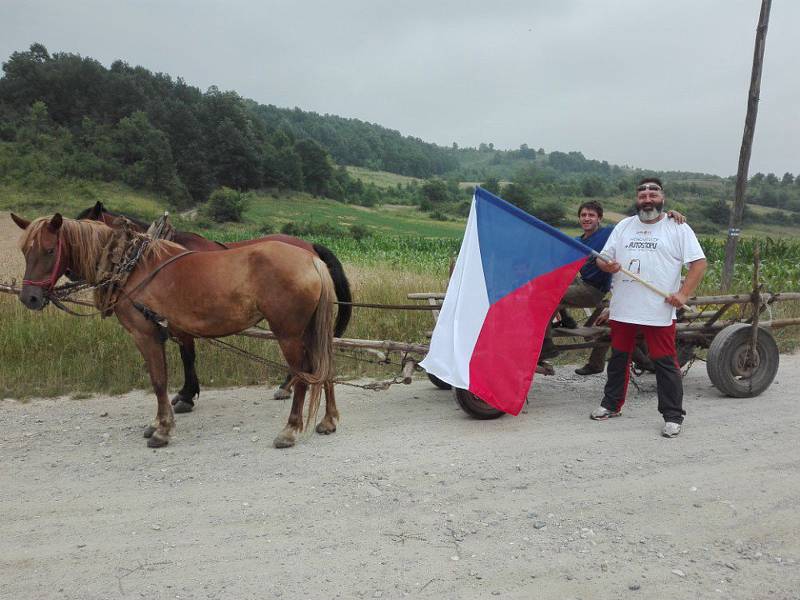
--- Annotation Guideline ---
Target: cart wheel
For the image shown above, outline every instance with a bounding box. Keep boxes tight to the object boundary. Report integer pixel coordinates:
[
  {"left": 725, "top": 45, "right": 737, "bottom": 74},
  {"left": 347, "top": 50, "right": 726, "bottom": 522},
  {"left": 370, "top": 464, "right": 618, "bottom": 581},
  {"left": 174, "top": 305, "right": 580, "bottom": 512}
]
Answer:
[
  {"left": 427, "top": 372, "right": 452, "bottom": 390},
  {"left": 454, "top": 388, "right": 504, "bottom": 420},
  {"left": 706, "top": 323, "right": 779, "bottom": 398}
]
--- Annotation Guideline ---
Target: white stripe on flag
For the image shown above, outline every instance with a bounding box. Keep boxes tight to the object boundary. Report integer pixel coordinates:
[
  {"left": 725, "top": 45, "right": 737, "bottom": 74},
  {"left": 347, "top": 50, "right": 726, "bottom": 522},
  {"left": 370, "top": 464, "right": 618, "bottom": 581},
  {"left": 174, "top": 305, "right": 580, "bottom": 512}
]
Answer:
[{"left": 420, "top": 198, "right": 490, "bottom": 389}]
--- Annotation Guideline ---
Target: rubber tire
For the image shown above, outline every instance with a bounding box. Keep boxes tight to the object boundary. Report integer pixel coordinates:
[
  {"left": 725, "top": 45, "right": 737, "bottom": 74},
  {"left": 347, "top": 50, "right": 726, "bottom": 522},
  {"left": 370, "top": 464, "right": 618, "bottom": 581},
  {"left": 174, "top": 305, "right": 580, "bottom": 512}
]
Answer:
[
  {"left": 454, "top": 388, "right": 504, "bottom": 420},
  {"left": 427, "top": 372, "right": 452, "bottom": 390},
  {"left": 706, "top": 323, "right": 779, "bottom": 398}
]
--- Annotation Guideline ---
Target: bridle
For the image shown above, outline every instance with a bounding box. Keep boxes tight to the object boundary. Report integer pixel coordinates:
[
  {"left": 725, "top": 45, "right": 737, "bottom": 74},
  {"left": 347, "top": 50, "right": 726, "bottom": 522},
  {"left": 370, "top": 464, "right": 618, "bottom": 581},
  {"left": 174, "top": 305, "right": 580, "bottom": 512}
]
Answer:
[{"left": 23, "top": 233, "right": 66, "bottom": 292}]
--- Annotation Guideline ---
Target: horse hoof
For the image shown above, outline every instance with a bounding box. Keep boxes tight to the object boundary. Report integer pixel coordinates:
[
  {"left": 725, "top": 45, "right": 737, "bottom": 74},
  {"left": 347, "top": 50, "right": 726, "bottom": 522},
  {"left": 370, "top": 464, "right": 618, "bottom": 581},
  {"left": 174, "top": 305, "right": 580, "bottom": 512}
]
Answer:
[
  {"left": 273, "top": 387, "right": 291, "bottom": 400},
  {"left": 273, "top": 432, "right": 296, "bottom": 448},
  {"left": 315, "top": 422, "right": 337, "bottom": 435},
  {"left": 143, "top": 425, "right": 157, "bottom": 438},
  {"left": 173, "top": 399, "right": 194, "bottom": 414},
  {"left": 147, "top": 433, "right": 169, "bottom": 448}
]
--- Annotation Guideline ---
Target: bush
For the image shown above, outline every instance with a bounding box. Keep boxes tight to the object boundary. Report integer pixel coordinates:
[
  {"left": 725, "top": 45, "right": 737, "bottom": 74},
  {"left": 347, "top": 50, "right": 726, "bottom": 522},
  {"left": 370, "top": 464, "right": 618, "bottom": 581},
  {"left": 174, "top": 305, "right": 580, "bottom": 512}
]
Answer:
[
  {"left": 533, "top": 200, "right": 567, "bottom": 227},
  {"left": 258, "top": 222, "right": 275, "bottom": 234},
  {"left": 350, "top": 224, "right": 370, "bottom": 240},
  {"left": 203, "top": 187, "right": 247, "bottom": 222},
  {"left": 280, "top": 221, "right": 347, "bottom": 238}
]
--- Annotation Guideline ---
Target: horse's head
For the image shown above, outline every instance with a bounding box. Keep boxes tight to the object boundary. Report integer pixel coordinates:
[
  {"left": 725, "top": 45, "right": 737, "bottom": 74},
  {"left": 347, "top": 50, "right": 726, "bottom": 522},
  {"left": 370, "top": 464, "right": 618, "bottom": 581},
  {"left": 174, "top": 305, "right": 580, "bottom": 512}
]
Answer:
[
  {"left": 76, "top": 201, "right": 111, "bottom": 224},
  {"left": 76, "top": 201, "right": 150, "bottom": 233},
  {"left": 12, "top": 213, "right": 67, "bottom": 310}
]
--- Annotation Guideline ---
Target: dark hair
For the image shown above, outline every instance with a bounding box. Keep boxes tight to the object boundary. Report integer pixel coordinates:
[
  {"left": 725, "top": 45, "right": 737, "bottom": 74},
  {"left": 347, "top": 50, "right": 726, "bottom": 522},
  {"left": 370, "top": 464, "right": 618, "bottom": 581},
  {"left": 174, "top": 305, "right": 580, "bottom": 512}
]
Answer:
[
  {"left": 577, "top": 200, "right": 603, "bottom": 219},
  {"left": 637, "top": 176, "right": 664, "bottom": 189}
]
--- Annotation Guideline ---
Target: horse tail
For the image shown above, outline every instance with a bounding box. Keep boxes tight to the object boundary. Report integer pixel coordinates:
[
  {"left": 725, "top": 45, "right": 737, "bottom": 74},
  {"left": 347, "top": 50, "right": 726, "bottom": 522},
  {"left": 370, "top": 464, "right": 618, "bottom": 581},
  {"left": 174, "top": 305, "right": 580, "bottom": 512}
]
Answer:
[
  {"left": 312, "top": 243, "right": 352, "bottom": 338},
  {"left": 300, "top": 256, "right": 336, "bottom": 431}
]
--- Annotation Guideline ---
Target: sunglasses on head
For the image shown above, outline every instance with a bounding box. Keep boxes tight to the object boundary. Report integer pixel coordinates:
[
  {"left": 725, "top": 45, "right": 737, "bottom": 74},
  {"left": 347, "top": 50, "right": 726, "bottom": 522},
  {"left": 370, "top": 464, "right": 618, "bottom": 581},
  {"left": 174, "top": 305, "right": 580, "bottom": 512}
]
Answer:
[{"left": 637, "top": 183, "right": 662, "bottom": 192}]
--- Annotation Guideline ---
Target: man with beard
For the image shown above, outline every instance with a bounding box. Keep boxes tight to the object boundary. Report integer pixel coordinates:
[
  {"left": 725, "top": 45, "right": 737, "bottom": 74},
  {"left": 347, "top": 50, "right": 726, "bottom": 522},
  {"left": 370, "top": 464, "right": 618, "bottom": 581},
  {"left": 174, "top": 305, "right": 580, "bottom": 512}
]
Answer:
[{"left": 591, "top": 177, "right": 706, "bottom": 438}]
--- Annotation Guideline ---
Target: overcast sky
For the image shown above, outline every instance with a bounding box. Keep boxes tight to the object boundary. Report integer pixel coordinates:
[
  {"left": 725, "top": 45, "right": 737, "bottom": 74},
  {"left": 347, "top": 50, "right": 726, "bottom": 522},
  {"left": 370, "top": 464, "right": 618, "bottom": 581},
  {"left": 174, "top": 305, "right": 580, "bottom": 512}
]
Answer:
[{"left": 2, "top": 0, "right": 797, "bottom": 177}]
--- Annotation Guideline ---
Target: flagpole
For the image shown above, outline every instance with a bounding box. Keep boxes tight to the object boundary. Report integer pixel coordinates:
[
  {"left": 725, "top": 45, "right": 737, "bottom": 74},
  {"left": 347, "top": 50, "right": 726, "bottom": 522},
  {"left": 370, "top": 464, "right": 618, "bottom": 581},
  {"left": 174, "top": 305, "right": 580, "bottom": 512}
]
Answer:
[{"left": 592, "top": 250, "right": 694, "bottom": 313}]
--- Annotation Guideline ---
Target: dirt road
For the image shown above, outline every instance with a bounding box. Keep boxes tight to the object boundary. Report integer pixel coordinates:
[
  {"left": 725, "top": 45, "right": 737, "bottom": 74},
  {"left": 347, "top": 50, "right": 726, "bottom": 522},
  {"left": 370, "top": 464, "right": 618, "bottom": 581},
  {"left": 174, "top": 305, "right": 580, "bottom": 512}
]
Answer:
[{"left": 2, "top": 353, "right": 799, "bottom": 600}]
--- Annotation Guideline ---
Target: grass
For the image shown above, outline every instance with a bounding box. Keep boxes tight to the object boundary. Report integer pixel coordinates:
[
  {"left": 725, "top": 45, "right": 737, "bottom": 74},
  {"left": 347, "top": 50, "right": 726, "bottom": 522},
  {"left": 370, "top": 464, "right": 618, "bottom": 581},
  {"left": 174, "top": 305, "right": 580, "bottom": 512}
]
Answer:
[
  {"left": 0, "top": 181, "right": 165, "bottom": 221},
  {"left": 345, "top": 166, "right": 422, "bottom": 188},
  {"left": 0, "top": 264, "right": 449, "bottom": 399},
  {"left": 2, "top": 177, "right": 799, "bottom": 398},
  {"left": 240, "top": 190, "right": 465, "bottom": 238}
]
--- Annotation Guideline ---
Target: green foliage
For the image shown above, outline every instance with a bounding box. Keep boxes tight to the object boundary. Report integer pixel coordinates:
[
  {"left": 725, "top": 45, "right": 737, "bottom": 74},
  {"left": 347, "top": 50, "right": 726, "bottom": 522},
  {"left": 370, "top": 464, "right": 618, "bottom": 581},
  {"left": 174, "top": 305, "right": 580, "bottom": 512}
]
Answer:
[
  {"left": 294, "top": 138, "right": 332, "bottom": 196},
  {"left": 203, "top": 187, "right": 247, "bottom": 222},
  {"left": 532, "top": 200, "right": 567, "bottom": 226},
  {"left": 280, "top": 220, "right": 348, "bottom": 238},
  {"left": 420, "top": 179, "right": 450, "bottom": 205}
]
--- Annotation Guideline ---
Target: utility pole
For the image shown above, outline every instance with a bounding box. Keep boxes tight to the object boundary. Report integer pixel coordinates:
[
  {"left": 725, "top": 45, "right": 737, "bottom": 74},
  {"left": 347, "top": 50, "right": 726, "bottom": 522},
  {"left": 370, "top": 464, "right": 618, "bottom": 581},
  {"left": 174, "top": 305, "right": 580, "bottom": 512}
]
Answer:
[{"left": 721, "top": 0, "right": 772, "bottom": 291}]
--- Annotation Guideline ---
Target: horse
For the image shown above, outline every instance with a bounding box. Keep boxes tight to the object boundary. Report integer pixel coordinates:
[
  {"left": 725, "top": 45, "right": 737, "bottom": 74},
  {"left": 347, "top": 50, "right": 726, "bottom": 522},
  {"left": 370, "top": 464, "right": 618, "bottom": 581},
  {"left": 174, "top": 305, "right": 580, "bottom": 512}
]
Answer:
[
  {"left": 12, "top": 213, "right": 338, "bottom": 449},
  {"left": 75, "top": 201, "right": 352, "bottom": 413}
]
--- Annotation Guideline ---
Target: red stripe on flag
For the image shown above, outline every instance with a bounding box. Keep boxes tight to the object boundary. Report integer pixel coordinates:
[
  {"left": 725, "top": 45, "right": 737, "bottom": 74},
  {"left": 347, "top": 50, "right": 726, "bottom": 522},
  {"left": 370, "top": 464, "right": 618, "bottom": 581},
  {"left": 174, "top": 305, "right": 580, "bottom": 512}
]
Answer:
[{"left": 468, "top": 257, "right": 587, "bottom": 415}]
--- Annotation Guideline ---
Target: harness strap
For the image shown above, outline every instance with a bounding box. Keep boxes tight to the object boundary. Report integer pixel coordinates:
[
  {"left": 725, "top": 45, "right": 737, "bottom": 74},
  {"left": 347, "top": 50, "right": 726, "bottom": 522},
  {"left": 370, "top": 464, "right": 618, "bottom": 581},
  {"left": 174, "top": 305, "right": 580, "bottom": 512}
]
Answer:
[
  {"left": 120, "top": 250, "right": 196, "bottom": 300},
  {"left": 23, "top": 234, "right": 66, "bottom": 290},
  {"left": 131, "top": 301, "right": 170, "bottom": 343}
]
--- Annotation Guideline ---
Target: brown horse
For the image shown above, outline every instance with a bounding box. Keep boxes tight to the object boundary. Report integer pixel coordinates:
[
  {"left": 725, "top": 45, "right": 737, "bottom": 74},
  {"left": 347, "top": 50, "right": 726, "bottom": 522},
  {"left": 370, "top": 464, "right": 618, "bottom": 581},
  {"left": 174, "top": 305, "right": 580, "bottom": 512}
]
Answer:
[
  {"left": 13, "top": 213, "right": 338, "bottom": 449},
  {"left": 75, "top": 201, "right": 352, "bottom": 413}
]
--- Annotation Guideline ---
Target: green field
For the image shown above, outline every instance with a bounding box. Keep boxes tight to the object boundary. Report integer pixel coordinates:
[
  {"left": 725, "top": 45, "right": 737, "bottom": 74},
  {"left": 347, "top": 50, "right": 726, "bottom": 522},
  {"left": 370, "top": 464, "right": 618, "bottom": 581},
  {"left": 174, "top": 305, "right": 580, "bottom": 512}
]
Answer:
[
  {"left": 1, "top": 177, "right": 799, "bottom": 399},
  {"left": 345, "top": 166, "right": 422, "bottom": 189},
  {"left": 239, "top": 190, "right": 465, "bottom": 239}
]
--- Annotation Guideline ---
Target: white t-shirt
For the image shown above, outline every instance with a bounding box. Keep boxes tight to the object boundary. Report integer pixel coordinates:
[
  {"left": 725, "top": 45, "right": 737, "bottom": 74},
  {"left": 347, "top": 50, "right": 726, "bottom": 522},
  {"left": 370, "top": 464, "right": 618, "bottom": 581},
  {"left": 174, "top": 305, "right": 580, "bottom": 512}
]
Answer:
[{"left": 601, "top": 215, "right": 706, "bottom": 326}]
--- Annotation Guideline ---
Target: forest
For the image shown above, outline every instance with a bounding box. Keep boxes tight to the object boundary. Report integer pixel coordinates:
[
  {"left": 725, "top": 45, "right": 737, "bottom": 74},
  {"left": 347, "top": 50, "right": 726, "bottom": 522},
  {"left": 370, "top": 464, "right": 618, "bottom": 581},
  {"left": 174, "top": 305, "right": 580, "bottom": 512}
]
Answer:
[{"left": 1, "top": 43, "right": 799, "bottom": 233}]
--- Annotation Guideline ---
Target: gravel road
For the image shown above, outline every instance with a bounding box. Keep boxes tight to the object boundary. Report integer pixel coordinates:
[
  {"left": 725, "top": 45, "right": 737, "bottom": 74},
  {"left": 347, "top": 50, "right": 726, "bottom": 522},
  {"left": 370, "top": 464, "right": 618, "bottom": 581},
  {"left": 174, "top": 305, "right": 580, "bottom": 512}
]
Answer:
[{"left": 2, "top": 352, "right": 799, "bottom": 600}]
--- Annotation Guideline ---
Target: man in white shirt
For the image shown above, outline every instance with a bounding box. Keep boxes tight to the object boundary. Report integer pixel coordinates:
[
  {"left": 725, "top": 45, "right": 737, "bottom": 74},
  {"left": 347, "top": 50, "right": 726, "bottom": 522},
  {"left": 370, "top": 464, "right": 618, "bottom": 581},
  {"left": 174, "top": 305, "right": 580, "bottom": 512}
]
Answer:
[{"left": 592, "top": 177, "right": 707, "bottom": 437}]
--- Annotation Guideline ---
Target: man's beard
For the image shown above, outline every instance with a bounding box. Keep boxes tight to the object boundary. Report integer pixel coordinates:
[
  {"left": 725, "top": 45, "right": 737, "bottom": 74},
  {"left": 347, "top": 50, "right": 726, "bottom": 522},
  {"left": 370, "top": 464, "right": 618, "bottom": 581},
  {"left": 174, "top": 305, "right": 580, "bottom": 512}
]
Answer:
[{"left": 638, "top": 201, "right": 663, "bottom": 221}]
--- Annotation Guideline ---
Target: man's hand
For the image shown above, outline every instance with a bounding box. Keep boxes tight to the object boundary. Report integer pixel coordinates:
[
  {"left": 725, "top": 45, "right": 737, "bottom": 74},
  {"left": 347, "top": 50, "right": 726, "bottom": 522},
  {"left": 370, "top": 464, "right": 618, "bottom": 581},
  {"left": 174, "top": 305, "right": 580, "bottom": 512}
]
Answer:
[
  {"left": 595, "top": 308, "right": 610, "bottom": 325},
  {"left": 667, "top": 210, "right": 687, "bottom": 225},
  {"left": 665, "top": 291, "right": 688, "bottom": 308},
  {"left": 596, "top": 256, "right": 621, "bottom": 273}
]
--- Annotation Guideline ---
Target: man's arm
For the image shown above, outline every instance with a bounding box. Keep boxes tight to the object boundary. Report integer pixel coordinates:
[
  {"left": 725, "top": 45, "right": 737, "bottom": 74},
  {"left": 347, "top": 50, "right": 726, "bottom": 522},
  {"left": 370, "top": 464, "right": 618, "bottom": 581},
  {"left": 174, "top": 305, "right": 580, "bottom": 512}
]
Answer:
[
  {"left": 667, "top": 209, "right": 686, "bottom": 224},
  {"left": 665, "top": 259, "right": 707, "bottom": 308}
]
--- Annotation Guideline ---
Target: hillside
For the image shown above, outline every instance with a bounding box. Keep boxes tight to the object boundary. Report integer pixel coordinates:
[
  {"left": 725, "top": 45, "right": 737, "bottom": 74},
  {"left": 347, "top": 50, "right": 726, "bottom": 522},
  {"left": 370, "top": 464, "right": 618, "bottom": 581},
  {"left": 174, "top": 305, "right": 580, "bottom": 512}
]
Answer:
[{"left": 1, "top": 43, "right": 799, "bottom": 238}]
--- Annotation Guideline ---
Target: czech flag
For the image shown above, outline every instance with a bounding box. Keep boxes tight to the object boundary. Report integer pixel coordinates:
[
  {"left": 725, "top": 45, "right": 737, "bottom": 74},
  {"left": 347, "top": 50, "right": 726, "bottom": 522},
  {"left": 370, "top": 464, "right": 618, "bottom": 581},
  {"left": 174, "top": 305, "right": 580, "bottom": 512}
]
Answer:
[{"left": 420, "top": 187, "right": 592, "bottom": 415}]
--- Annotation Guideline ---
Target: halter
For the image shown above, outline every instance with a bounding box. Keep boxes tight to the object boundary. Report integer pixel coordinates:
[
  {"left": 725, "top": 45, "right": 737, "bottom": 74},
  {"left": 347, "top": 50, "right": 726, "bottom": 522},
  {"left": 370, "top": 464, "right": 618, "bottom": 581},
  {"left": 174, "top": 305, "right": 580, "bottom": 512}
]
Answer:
[{"left": 23, "top": 233, "right": 66, "bottom": 291}]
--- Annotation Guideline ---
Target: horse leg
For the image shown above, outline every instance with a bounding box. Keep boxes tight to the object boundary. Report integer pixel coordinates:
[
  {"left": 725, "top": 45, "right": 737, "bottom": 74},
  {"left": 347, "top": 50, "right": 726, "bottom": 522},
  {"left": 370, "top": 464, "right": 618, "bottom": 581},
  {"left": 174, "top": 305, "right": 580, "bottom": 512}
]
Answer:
[
  {"left": 315, "top": 380, "right": 338, "bottom": 435},
  {"left": 131, "top": 329, "right": 175, "bottom": 448},
  {"left": 273, "top": 338, "right": 307, "bottom": 448},
  {"left": 272, "top": 372, "right": 293, "bottom": 400},
  {"left": 171, "top": 334, "right": 200, "bottom": 413}
]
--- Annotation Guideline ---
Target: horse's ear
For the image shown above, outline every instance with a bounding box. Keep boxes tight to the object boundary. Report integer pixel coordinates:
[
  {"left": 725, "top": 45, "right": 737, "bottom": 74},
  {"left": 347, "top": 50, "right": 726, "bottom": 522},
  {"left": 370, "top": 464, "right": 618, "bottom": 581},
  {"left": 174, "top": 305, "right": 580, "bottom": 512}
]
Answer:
[
  {"left": 90, "top": 201, "right": 104, "bottom": 219},
  {"left": 11, "top": 213, "right": 30, "bottom": 230},
  {"left": 47, "top": 213, "right": 63, "bottom": 233}
]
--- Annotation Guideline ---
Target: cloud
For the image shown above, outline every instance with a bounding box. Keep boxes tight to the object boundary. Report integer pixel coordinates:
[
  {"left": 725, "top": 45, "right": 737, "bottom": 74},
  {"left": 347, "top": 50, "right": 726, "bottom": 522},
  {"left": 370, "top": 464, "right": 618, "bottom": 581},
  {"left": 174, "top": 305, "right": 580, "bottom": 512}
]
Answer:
[{"left": 1, "top": 0, "right": 796, "bottom": 176}]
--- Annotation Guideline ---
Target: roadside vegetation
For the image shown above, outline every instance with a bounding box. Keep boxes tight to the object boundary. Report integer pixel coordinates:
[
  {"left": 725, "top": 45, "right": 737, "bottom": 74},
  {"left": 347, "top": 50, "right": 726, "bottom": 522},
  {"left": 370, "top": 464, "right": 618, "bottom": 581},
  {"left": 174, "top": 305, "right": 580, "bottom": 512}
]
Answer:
[{"left": 1, "top": 43, "right": 798, "bottom": 399}]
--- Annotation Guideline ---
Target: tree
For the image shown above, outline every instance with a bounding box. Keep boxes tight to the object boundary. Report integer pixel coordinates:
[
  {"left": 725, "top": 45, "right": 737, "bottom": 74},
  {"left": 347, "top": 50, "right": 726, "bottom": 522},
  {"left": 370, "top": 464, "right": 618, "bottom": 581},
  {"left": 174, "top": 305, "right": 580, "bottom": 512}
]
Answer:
[
  {"left": 781, "top": 172, "right": 794, "bottom": 185},
  {"left": 112, "top": 111, "right": 181, "bottom": 195},
  {"left": 294, "top": 139, "right": 332, "bottom": 196},
  {"left": 420, "top": 179, "right": 450, "bottom": 205},
  {"left": 500, "top": 183, "right": 533, "bottom": 213},
  {"left": 581, "top": 176, "right": 605, "bottom": 197},
  {"left": 481, "top": 177, "right": 500, "bottom": 195},
  {"left": 534, "top": 200, "right": 566, "bottom": 226}
]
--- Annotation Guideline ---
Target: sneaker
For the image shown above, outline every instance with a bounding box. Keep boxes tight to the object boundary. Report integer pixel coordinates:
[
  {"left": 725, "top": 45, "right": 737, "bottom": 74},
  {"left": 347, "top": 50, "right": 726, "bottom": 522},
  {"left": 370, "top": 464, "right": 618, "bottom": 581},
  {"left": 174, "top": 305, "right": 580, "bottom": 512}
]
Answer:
[
  {"left": 575, "top": 364, "right": 604, "bottom": 376},
  {"left": 558, "top": 314, "right": 578, "bottom": 329},
  {"left": 662, "top": 422, "right": 682, "bottom": 438},
  {"left": 590, "top": 405, "right": 621, "bottom": 420}
]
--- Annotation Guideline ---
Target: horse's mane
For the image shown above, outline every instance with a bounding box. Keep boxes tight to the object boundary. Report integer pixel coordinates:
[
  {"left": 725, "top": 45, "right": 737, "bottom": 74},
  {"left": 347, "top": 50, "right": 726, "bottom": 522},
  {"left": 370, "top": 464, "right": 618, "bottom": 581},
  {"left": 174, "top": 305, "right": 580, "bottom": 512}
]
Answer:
[{"left": 20, "top": 217, "right": 184, "bottom": 284}]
